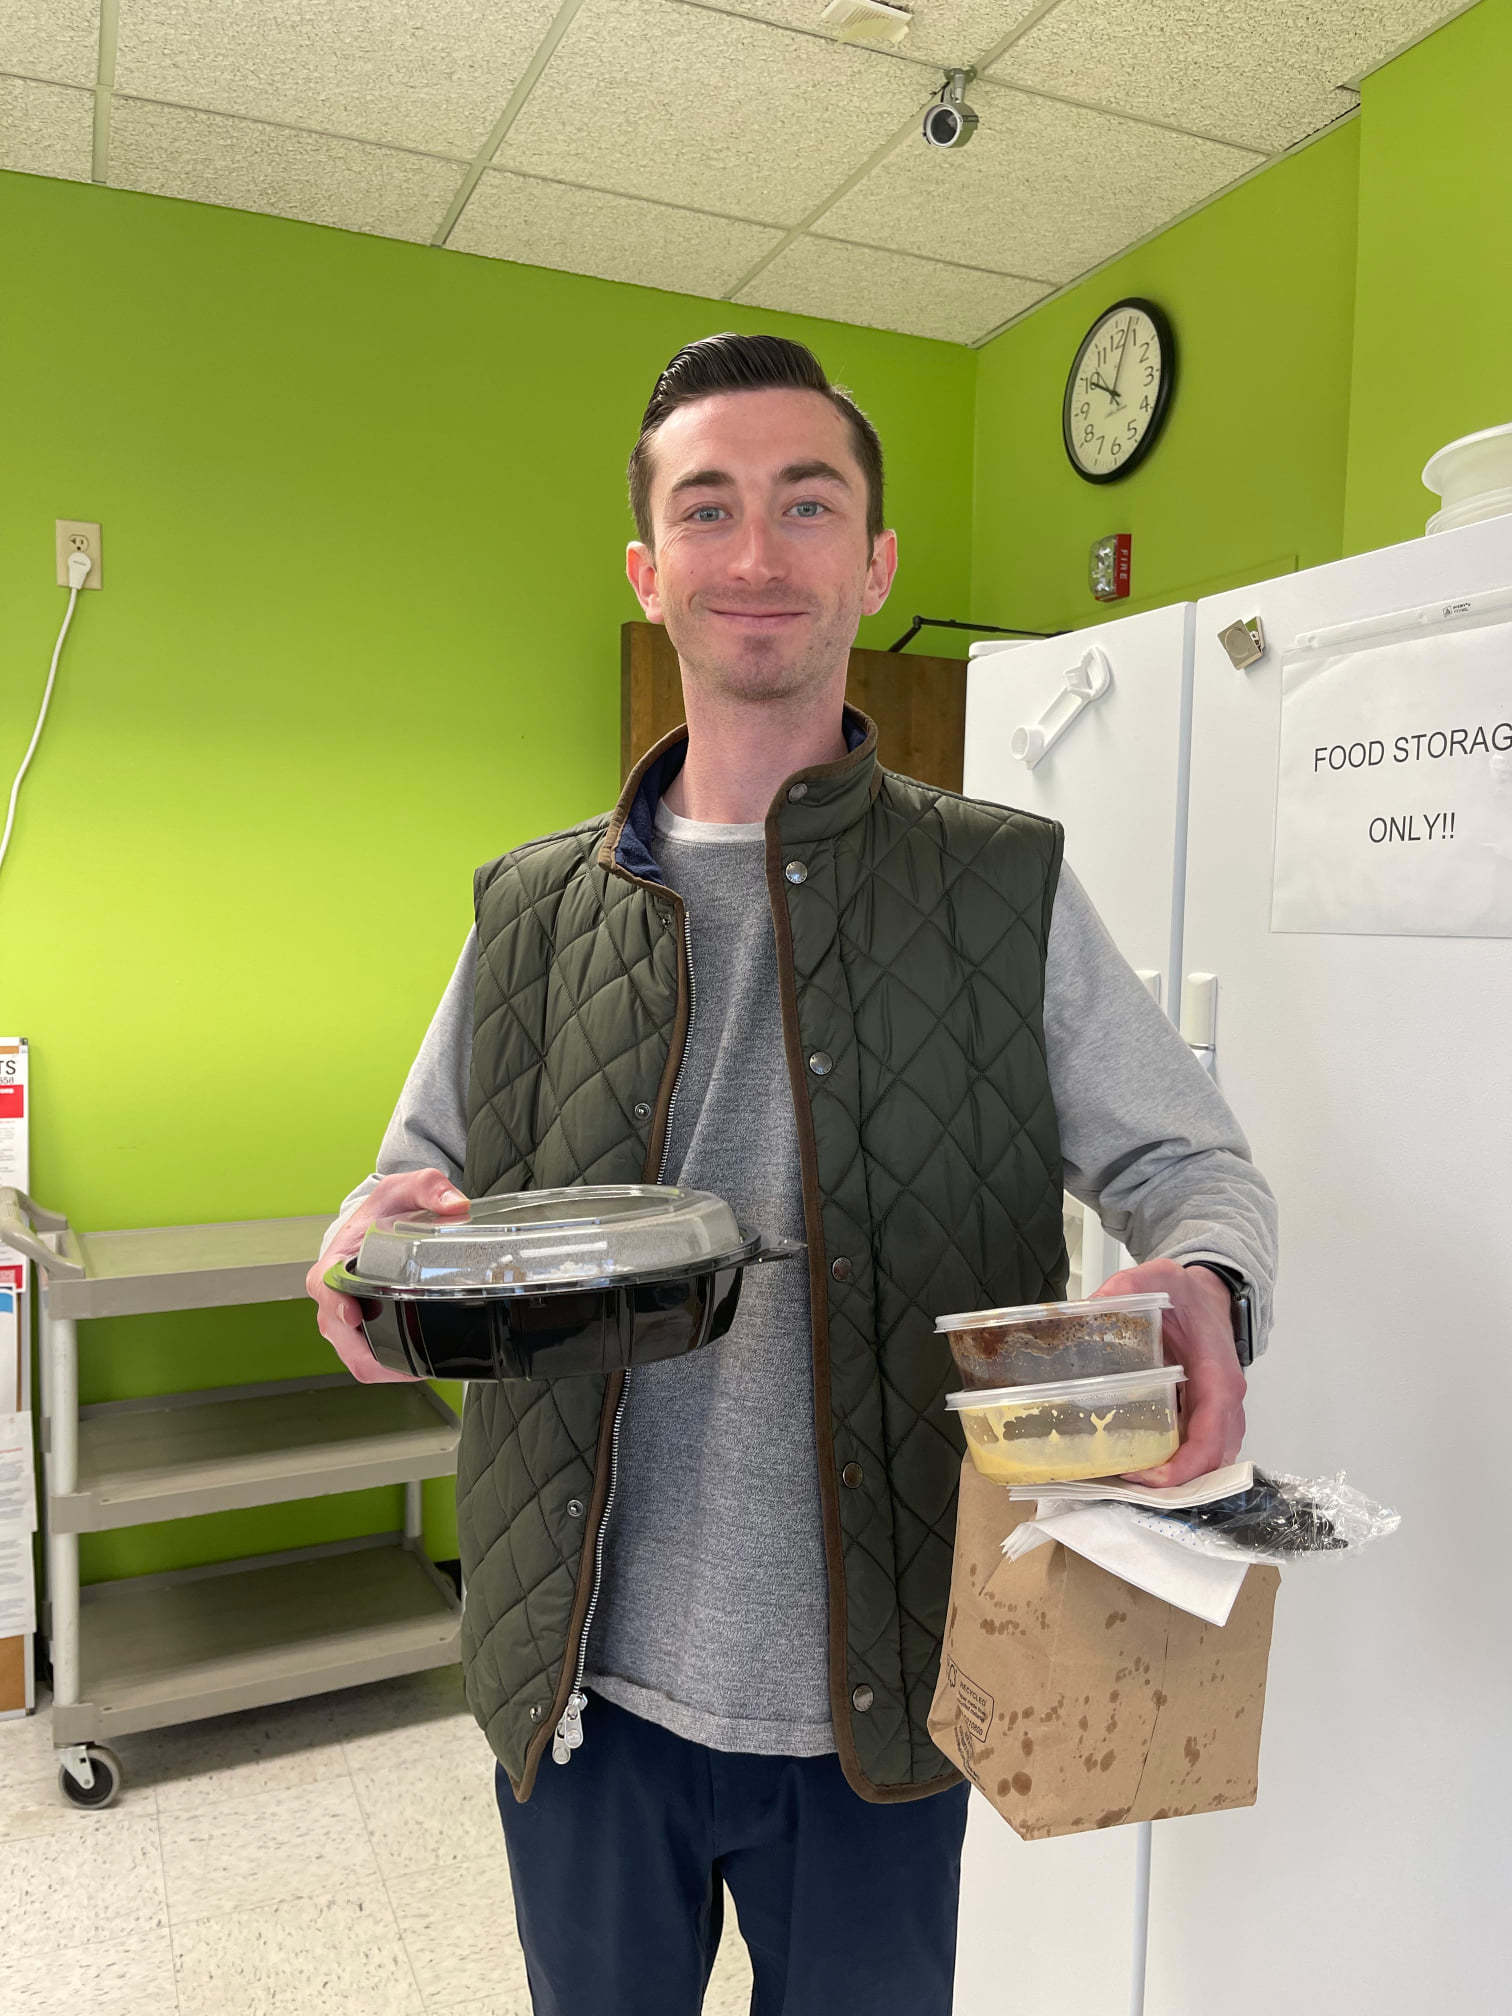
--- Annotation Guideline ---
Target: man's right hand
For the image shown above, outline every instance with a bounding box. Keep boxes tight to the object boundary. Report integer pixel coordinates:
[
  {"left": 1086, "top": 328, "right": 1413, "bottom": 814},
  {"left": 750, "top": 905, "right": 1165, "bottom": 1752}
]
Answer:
[{"left": 306, "top": 1168, "right": 470, "bottom": 1384}]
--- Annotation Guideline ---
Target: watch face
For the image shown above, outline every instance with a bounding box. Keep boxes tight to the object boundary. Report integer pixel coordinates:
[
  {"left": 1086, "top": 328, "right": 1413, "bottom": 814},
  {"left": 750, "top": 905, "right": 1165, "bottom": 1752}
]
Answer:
[{"left": 1062, "top": 298, "right": 1174, "bottom": 484}]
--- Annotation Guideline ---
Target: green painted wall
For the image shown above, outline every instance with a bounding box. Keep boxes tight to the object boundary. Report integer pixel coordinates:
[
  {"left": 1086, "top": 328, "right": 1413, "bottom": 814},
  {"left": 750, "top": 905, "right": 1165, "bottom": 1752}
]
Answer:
[
  {"left": 1343, "top": 0, "right": 1512, "bottom": 551},
  {"left": 971, "top": 121, "right": 1361, "bottom": 635},
  {"left": 0, "top": 170, "right": 975, "bottom": 1580}
]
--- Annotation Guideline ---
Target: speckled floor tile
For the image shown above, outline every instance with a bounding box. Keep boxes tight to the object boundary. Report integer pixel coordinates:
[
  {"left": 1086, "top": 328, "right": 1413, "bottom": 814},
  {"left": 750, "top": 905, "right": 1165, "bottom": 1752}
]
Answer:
[
  {"left": 387, "top": 1844, "right": 528, "bottom": 2007},
  {"left": 350, "top": 1738, "right": 502, "bottom": 1883},
  {"left": 120, "top": 1693, "right": 352, "bottom": 1817},
  {"left": 704, "top": 1891, "right": 756, "bottom": 2016},
  {"left": 173, "top": 1886, "right": 423, "bottom": 2016},
  {"left": 158, "top": 1774, "right": 379, "bottom": 1922},
  {"left": 2, "top": 1926, "right": 178, "bottom": 2014},
  {"left": 0, "top": 1813, "right": 168, "bottom": 1956},
  {"left": 336, "top": 1664, "right": 477, "bottom": 1770}
]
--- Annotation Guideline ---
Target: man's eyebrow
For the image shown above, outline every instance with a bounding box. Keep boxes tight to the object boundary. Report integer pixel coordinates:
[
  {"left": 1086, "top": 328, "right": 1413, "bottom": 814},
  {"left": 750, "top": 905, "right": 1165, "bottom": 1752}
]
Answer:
[{"left": 664, "top": 459, "right": 854, "bottom": 500}]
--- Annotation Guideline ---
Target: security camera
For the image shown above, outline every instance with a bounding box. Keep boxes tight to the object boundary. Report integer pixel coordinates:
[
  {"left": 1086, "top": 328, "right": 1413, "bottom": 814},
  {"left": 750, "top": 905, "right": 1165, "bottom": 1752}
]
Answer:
[{"left": 923, "top": 68, "right": 978, "bottom": 149}]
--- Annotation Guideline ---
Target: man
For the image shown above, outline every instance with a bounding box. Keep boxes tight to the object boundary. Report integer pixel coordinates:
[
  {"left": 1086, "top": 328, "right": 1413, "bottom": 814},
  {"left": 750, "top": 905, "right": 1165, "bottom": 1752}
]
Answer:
[{"left": 308, "top": 332, "right": 1275, "bottom": 2015}]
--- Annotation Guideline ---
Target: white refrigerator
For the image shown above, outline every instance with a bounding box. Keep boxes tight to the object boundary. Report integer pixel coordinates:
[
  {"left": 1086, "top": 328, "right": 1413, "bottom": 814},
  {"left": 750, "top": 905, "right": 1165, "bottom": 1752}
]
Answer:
[{"left": 952, "top": 514, "right": 1512, "bottom": 2014}]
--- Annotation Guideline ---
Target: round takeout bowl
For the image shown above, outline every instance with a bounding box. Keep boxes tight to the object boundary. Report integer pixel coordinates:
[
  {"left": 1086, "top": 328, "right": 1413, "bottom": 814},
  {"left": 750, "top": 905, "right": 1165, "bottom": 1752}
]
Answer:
[
  {"left": 934, "top": 1291, "right": 1170, "bottom": 1390},
  {"left": 946, "top": 1364, "right": 1185, "bottom": 1485},
  {"left": 326, "top": 1184, "right": 802, "bottom": 1381}
]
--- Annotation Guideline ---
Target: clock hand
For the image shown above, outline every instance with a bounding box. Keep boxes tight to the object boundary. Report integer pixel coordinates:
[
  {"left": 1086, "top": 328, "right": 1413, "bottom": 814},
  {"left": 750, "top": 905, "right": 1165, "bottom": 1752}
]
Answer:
[
  {"left": 1110, "top": 320, "right": 1135, "bottom": 398},
  {"left": 1087, "top": 372, "right": 1124, "bottom": 410}
]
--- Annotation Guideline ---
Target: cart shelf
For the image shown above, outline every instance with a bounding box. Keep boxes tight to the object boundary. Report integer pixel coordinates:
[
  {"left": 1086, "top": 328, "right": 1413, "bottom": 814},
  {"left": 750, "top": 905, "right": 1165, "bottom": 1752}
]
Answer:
[
  {"left": 51, "top": 1534, "right": 462, "bottom": 1747},
  {"left": 52, "top": 1374, "right": 460, "bottom": 1533}
]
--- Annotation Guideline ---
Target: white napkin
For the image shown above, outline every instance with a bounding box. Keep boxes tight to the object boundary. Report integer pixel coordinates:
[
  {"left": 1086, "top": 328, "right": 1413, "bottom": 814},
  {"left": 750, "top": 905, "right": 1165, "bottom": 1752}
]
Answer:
[{"left": 1001, "top": 1500, "right": 1250, "bottom": 1626}]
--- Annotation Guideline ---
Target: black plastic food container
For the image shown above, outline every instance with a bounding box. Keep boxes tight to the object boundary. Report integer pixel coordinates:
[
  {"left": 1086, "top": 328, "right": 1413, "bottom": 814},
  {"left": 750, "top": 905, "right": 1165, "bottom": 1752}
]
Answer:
[{"left": 324, "top": 1185, "right": 802, "bottom": 1381}]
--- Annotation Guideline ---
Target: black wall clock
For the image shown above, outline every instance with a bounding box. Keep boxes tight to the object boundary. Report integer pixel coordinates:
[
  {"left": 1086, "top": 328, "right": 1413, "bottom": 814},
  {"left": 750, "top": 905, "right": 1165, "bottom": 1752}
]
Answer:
[{"left": 1062, "top": 297, "right": 1175, "bottom": 484}]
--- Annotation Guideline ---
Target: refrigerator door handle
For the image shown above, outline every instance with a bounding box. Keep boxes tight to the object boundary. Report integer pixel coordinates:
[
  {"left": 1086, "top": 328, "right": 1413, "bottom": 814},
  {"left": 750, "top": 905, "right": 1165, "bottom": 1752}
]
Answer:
[
  {"left": 1010, "top": 647, "right": 1112, "bottom": 768},
  {"left": 1180, "top": 972, "right": 1218, "bottom": 1076}
]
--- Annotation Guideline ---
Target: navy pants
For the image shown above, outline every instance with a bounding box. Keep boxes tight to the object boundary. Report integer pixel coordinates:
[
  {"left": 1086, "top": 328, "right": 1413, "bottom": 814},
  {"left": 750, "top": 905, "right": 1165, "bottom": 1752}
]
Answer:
[{"left": 494, "top": 1695, "right": 971, "bottom": 2015}]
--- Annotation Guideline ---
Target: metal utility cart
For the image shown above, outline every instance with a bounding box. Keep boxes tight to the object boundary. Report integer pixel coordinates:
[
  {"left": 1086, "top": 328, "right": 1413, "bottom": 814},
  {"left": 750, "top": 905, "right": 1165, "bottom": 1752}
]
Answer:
[{"left": 0, "top": 1191, "right": 461, "bottom": 1810}]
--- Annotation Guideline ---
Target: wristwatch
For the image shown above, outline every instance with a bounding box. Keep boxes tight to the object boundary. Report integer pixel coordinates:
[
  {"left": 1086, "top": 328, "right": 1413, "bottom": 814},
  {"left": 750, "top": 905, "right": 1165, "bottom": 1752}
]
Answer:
[{"left": 1184, "top": 1260, "right": 1256, "bottom": 1368}]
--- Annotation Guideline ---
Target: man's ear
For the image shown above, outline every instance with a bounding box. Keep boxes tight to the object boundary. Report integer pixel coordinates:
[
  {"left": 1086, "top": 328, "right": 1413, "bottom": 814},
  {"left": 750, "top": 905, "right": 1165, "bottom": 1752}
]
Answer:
[
  {"left": 626, "top": 541, "right": 663, "bottom": 623},
  {"left": 861, "top": 528, "right": 899, "bottom": 617}
]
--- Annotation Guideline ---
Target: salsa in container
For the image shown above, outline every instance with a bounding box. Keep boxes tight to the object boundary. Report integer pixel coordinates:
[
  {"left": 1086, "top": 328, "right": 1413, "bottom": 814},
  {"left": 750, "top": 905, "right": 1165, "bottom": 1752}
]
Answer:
[{"left": 935, "top": 1292, "right": 1170, "bottom": 1390}]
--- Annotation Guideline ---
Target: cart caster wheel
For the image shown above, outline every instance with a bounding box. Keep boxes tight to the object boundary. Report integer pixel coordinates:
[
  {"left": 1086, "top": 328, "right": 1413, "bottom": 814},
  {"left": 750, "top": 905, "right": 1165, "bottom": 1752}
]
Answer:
[{"left": 58, "top": 1745, "right": 122, "bottom": 1810}]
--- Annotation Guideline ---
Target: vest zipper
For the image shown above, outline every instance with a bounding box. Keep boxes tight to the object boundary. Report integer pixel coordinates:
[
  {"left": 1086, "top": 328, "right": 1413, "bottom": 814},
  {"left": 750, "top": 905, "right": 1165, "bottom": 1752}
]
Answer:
[{"left": 554, "top": 900, "right": 696, "bottom": 1766}]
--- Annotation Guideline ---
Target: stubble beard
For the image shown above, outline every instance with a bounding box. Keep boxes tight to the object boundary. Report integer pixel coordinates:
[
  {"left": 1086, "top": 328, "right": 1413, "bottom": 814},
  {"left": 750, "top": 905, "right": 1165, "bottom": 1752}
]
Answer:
[{"left": 668, "top": 594, "right": 862, "bottom": 709}]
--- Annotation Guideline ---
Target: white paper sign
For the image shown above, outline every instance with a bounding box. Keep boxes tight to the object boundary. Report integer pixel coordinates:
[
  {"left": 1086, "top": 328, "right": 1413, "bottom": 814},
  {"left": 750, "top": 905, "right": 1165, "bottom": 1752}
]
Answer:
[
  {"left": 1272, "top": 618, "right": 1512, "bottom": 936},
  {"left": 0, "top": 1413, "right": 36, "bottom": 1535}
]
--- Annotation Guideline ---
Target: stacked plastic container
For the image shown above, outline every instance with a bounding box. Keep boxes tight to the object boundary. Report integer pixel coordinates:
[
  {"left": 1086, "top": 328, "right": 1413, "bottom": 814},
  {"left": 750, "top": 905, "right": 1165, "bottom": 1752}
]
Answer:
[{"left": 937, "top": 1294, "right": 1183, "bottom": 1484}]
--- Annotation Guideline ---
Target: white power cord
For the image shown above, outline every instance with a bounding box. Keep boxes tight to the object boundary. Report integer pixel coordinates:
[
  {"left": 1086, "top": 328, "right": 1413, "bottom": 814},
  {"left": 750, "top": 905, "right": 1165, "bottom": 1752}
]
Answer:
[{"left": 0, "top": 548, "right": 93, "bottom": 882}]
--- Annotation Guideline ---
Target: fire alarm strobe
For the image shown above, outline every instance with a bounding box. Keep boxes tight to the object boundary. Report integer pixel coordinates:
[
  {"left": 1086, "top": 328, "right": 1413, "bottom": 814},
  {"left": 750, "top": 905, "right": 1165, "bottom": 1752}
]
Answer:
[{"left": 1090, "top": 533, "right": 1132, "bottom": 602}]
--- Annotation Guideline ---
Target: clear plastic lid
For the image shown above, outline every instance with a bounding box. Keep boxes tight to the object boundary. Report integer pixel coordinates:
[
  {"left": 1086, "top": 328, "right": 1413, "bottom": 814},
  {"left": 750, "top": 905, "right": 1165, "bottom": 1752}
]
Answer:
[
  {"left": 349, "top": 1185, "right": 755, "bottom": 1294},
  {"left": 934, "top": 1292, "right": 1171, "bottom": 1333},
  {"left": 946, "top": 1364, "right": 1185, "bottom": 1410}
]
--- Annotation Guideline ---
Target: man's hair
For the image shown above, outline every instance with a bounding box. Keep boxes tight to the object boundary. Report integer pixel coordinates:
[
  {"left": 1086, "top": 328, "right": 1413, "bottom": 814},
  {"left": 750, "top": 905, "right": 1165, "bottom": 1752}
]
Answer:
[{"left": 627, "top": 332, "right": 885, "bottom": 549}]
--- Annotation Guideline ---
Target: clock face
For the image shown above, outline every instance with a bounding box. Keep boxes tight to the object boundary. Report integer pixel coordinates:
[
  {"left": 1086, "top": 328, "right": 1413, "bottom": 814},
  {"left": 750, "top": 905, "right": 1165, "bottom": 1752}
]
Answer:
[{"left": 1062, "top": 298, "right": 1174, "bottom": 483}]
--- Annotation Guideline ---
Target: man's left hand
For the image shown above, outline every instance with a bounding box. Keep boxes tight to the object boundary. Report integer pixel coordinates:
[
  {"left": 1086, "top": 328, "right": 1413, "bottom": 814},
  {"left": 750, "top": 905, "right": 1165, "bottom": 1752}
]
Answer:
[{"left": 1089, "top": 1257, "right": 1246, "bottom": 1486}]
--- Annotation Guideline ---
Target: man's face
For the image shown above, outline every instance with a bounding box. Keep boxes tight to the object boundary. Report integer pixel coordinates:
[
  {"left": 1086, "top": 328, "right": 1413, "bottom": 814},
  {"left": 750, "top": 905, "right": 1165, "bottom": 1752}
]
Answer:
[{"left": 625, "top": 387, "right": 897, "bottom": 705}]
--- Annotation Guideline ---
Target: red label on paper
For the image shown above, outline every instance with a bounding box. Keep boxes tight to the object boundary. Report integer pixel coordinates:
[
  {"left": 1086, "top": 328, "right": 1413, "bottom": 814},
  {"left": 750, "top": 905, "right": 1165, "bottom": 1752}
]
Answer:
[
  {"left": 0, "top": 1265, "right": 22, "bottom": 1294},
  {"left": 0, "top": 1087, "right": 22, "bottom": 1119}
]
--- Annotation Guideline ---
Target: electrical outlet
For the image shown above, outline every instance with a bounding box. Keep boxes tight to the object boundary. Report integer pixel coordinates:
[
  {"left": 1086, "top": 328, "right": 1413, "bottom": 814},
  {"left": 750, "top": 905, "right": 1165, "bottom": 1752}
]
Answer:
[{"left": 55, "top": 519, "right": 103, "bottom": 590}]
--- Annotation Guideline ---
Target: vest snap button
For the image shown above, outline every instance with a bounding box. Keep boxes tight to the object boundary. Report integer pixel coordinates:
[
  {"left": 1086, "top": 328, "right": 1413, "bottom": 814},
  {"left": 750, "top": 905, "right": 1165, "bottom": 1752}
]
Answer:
[
  {"left": 567, "top": 1498, "right": 585, "bottom": 1519},
  {"left": 657, "top": 905, "right": 673, "bottom": 925},
  {"left": 807, "top": 1050, "right": 833, "bottom": 1077},
  {"left": 784, "top": 860, "right": 807, "bottom": 885},
  {"left": 852, "top": 1684, "right": 874, "bottom": 1713},
  {"left": 842, "top": 1461, "right": 864, "bottom": 1488},
  {"left": 633, "top": 1101, "right": 651, "bottom": 1121},
  {"left": 787, "top": 781, "right": 809, "bottom": 802},
  {"left": 528, "top": 1703, "right": 544, "bottom": 1723},
  {"left": 830, "top": 1255, "right": 853, "bottom": 1282}
]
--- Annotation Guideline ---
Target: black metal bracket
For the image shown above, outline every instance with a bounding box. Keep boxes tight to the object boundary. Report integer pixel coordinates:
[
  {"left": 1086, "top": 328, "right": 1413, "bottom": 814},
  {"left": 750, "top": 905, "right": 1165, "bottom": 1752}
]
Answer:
[{"left": 886, "top": 614, "right": 1059, "bottom": 653}]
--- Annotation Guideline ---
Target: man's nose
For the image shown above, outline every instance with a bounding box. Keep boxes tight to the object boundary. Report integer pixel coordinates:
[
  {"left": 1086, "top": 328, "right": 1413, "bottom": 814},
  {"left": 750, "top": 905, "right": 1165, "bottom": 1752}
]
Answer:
[{"left": 725, "top": 514, "right": 787, "bottom": 584}]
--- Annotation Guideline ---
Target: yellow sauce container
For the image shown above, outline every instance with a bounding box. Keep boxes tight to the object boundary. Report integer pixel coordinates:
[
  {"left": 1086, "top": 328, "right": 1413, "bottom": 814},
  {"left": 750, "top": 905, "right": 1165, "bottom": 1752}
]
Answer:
[{"left": 947, "top": 1365, "right": 1185, "bottom": 1485}]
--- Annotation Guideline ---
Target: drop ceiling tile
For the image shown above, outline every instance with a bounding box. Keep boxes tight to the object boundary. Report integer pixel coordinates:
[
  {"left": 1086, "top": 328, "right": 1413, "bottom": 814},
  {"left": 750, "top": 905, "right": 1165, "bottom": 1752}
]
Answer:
[
  {"left": 109, "top": 98, "right": 464, "bottom": 241},
  {"left": 0, "top": 77, "right": 95, "bottom": 181},
  {"left": 686, "top": 0, "right": 1045, "bottom": 68},
  {"left": 820, "top": 81, "right": 1261, "bottom": 284},
  {"left": 452, "top": 169, "right": 783, "bottom": 298},
  {"left": 113, "top": 0, "right": 566, "bottom": 158},
  {"left": 495, "top": 0, "right": 931, "bottom": 227},
  {"left": 0, "top": 0, "right": 101, "bottom": 88},
  {"left": 734, "top": 232, "right": 1050, "bottom": 342},
  {"left": 988, "top": 0, "right": 1471, "bottom": 152}
]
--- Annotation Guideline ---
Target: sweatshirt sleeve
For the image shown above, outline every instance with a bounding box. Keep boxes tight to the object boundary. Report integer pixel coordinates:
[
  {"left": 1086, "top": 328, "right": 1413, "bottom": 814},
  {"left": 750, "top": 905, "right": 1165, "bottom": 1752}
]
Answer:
[
  {"left": 1043, "top": 862, "right": 1279, "bottom": 1353},
  {"left": 318, "top": 931, "right": 477, "bottom": 1257}
]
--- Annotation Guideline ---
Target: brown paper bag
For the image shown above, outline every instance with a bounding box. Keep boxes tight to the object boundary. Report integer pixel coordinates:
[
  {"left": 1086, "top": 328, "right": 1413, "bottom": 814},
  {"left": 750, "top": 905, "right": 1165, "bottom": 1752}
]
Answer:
[{"left": 929, "top": 1457, "right": 1280, "bottom": 1839}]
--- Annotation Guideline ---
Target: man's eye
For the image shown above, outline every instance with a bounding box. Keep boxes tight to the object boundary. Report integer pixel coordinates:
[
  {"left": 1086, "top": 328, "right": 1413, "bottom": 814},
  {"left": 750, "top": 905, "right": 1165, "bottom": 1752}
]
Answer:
[
  {"left": 790, "top": 500, "right": 827, "bottom": 518},
  {"left": 689, "top": 506, "right": 726, "bottom": 523}
]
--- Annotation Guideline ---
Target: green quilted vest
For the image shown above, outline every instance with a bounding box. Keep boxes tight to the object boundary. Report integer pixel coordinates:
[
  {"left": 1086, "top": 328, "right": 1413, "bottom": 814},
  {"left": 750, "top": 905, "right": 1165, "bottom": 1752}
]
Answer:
[{"left": 457, "top": 708, "right": 1068, "bottom": 1804}]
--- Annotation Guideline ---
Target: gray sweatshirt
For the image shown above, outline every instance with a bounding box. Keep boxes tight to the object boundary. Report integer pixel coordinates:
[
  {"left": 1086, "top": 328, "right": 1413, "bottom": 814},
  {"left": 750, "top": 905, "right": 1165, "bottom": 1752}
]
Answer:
[{"left": 328, "top": 810, "right": 1277, "bottom": 1758}]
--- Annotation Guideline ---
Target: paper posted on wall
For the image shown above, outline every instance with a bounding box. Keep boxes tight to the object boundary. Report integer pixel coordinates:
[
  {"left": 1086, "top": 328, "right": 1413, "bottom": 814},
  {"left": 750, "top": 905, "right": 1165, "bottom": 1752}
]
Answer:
[
  {"left": 0, "top": 1412, "right": 37, "bottom": 1638},
  {"left": 1271, "top": 609, "right": 1512, "bottom": 937}
]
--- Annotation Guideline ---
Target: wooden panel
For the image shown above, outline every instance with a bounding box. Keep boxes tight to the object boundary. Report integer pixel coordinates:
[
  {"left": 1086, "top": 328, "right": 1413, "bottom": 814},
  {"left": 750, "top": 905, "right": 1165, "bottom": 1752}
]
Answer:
[
  {"left": 621, "top": 622, "right": 969, "bottom": 792},
  {"left": 0, "top": 1633, "right": 26, "bottom": 1713}
]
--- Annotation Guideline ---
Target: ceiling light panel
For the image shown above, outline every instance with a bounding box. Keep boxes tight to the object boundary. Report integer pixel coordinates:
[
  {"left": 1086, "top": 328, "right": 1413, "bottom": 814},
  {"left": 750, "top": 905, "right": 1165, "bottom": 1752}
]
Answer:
[
  {"left": 0, "top": 77, "right": 95, "bottom": 179},
  {"left": 109, "top": 99, "right": 464, "bottom": 240},
  {"left": 453, "top": 170, "right": 784, "bottom": 297},
  {"left": 821, "top": 81, "right": 1261, "bottom": 284},
  {"left": 112, "top": 0, "right": 567, "bottom": 158},
  {"left": 0, "top": 1, "right": 103, "bottom": 88},
  {"left": 495, "top": 0, "right": 929, "bottom": 227},
  {"left": 989, "top": 0, "right": 1471, "bottom": 152},
  {"left": 735, "top": 232, "right": 1051, "bottom": 343},
  {"left": 718, "top": 0, "right": 1045, "bottom": 66}
]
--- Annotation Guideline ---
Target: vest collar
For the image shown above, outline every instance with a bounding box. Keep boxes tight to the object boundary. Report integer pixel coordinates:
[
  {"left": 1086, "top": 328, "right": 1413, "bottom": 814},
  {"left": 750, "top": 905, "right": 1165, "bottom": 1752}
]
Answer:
[{"left": 602, "top": 705, "right": 880, "bottom": 887}]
